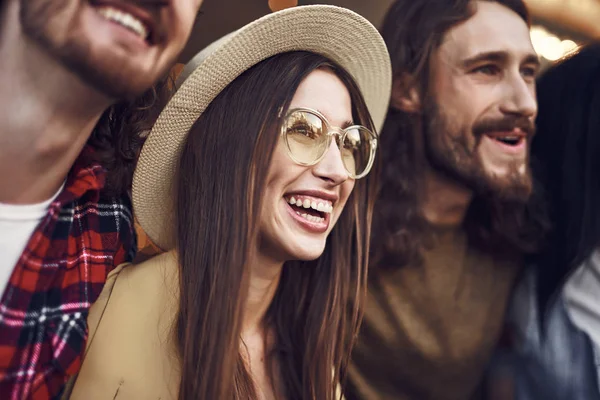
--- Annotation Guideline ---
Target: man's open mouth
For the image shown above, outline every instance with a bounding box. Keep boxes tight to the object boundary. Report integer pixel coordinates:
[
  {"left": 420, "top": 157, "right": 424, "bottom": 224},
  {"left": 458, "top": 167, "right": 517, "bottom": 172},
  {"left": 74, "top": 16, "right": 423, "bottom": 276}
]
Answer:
[
  {"left": 92, "top": 2, "right": 153, "bottom": 43},
  {"left": 484, "top": 131, "right": 526, "bottom": 147}
]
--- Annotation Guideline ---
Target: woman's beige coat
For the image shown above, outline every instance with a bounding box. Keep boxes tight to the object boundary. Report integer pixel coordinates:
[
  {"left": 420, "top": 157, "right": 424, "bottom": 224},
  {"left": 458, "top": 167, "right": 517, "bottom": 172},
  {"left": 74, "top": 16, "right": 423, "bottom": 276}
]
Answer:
[
  {"left": 67, "top": 251, "right": 182, "bottom": 399},
  {"left": 65, "top": 251, "right": 346, "bottom": 399}
]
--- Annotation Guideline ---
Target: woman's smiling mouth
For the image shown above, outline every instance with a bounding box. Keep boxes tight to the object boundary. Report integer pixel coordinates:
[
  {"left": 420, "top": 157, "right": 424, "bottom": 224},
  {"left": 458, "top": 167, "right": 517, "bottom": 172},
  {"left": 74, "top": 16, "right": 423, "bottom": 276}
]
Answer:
[{"left": 283, "top": 193, "right": 336, "bottom": 233}]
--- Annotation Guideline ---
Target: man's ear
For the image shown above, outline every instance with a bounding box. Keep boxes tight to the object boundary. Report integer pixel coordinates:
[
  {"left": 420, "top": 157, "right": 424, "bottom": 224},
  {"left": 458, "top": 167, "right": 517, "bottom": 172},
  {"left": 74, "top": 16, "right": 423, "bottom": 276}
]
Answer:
[{"left": 390, "top": 74, "right": 421, "bottom": 113}]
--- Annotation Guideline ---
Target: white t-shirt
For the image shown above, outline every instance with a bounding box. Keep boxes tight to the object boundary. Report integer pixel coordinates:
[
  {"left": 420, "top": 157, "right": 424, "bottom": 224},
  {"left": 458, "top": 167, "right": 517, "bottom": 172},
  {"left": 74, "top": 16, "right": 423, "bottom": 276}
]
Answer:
[
  {"left": 564, "top": 249, "right": 600, "bottom": 349},
  {"left": 0, "top": 186, "right": 63, "bottom": 296}
]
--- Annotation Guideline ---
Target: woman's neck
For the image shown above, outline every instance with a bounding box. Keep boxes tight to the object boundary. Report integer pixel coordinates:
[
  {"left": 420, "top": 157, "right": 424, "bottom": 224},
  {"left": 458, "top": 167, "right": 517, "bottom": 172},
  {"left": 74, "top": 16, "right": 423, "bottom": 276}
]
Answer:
[
  {"left": 243, "top": 253, "right": 284, "bottom": 336},
  {"left": 240, "top": 252, "right": 285, "bottom": 400}
]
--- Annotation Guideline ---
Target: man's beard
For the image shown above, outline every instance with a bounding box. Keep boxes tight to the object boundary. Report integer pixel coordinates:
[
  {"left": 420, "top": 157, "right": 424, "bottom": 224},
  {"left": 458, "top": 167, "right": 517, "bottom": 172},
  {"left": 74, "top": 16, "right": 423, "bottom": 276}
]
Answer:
[
  {"left": 422, "top": 98, "right": 535, "bottom": 203},
  {"left": 20, "top": 0, "right": 156, "bottom": 100}
]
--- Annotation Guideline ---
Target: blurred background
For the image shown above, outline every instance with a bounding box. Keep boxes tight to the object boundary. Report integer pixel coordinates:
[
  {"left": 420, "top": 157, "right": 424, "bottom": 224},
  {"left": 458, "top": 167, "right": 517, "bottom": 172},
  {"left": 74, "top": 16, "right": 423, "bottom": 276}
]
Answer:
[
  {"left": 137, "top": 0, "right": 598, "bottom": 255},
  {"left": 179, "top": 0, "right": 598, "bottom": 69}
]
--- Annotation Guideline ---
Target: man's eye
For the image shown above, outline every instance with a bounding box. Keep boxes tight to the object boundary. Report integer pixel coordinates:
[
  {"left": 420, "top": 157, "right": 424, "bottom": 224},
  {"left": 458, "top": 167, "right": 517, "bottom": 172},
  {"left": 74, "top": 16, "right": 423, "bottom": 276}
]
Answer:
[
  {"left": 521, "top": 66, "right": 538, "bottom": 79},
  {"left": 472, "top": 64, "right": 499, "bottom": 75}
]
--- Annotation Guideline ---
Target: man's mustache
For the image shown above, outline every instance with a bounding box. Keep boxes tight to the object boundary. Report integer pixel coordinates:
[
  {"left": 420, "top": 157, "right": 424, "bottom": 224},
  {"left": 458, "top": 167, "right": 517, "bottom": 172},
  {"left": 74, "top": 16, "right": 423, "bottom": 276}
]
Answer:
[{"left": 473, "top": 116, "right": 535, "bottom": 138}]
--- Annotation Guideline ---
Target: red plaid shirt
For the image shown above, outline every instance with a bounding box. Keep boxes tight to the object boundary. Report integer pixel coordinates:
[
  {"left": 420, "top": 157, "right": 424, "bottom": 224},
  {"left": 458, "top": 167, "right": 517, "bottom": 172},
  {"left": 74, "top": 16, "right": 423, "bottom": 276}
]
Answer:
[{"left": 0, "top": 148, "right": 136, "bottom": 399}]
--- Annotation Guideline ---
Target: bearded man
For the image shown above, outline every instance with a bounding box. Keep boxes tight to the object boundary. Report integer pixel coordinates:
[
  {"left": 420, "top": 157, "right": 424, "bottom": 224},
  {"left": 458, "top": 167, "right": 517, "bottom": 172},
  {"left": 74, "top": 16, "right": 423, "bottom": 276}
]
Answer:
[
  {"left": 0, "top": 0, "right": 203, "bottom": 397},
  {"left": 346, "top": 1, "right": 545, "bottom": 399}
]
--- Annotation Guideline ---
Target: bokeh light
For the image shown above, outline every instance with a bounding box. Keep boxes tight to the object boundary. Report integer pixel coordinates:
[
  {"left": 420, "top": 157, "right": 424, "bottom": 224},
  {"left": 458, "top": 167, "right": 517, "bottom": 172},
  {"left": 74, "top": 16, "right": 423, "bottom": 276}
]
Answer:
[{"left": 530, "top": 25, "right": 580, "bottom": 61}]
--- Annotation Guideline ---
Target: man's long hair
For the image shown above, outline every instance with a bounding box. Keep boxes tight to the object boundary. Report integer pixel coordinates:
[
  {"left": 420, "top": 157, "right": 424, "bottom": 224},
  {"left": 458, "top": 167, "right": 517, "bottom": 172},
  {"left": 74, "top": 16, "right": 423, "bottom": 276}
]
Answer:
[
  {"left": 87, "top": 77, "right": 171, "bottom": 196},
  {"left": 370, "top": 0, "right": 548, "bottom": 269}
]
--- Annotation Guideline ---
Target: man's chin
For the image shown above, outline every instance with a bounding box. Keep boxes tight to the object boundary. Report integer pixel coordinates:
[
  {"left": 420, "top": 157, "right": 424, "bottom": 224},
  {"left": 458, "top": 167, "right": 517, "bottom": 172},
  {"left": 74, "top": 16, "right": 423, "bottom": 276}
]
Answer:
[
  {"left": 479, "top": 172, "right": 533, "bottom": 203},
  {"left": 86, "top": 72, "right": 153, "bottom": 100},
  {"left": 64, "top": 55, "right": 156, "bottom": 100}
]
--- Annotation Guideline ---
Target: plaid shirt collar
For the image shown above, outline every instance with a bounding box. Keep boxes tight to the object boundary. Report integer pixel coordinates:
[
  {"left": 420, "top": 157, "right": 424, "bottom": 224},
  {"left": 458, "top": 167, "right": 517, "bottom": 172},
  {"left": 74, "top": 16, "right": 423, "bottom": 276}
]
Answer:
[{"left": 0, "top": 147, "right": 136, "bottom": 399}]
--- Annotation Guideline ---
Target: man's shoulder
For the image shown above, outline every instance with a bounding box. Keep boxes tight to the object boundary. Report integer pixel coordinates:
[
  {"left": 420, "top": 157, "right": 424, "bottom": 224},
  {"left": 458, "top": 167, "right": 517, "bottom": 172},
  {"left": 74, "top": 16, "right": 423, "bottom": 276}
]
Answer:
[{"left": 66, "top": 189, "right": 136, "bottom": 256}]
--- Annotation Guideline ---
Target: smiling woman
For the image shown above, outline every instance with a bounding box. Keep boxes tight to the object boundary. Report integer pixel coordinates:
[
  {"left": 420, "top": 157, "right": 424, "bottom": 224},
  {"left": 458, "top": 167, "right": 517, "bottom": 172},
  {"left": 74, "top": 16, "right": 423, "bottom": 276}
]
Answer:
[{"left": 67, "top": 5, "right": 391, "bottom": 400}]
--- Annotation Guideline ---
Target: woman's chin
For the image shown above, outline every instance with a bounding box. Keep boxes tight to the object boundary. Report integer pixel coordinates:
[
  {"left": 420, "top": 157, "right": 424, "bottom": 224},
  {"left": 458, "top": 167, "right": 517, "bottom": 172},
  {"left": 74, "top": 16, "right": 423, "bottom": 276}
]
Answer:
[{"left": 287, "top": 241, "right": 327, "bottom": 262}]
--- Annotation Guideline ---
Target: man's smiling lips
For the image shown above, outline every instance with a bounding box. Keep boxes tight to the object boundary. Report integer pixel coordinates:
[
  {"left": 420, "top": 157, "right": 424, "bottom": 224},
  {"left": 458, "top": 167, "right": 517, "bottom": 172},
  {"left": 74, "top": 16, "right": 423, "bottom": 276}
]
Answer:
[
  {"left": 483, "top": 128, "right": 527, "bottom": 155},
  {"left": 90, "top": 1, "right": 157, "bottom": 45}
]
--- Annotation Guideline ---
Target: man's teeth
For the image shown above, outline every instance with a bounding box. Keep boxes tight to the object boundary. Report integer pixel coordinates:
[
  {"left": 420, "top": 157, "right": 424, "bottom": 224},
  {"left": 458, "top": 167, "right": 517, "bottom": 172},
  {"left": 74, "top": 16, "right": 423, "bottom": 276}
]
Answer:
[
  {"left": 496, "top": 136, "right": 521, "bottom": 145},
  {"left": 96, "top": 7, "right": 149, "bottom": 40},
  {"left": 286, "top": 196, "right": 333, "bottom": 214}
]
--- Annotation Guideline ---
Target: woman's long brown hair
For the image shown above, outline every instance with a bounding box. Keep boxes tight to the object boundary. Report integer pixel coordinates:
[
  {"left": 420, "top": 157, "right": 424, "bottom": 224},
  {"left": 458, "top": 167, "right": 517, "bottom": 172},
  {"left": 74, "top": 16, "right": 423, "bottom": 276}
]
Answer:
[{"left": 174, "top": 51, "right": 378, "bottom": 400}]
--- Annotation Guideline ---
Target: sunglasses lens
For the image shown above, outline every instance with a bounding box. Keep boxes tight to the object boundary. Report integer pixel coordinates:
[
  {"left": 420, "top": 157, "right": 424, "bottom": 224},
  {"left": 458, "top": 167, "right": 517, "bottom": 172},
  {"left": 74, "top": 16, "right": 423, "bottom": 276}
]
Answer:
[
  {"left": 284, "top": 111, "right": 328, "bottom": 164},
  {"left": 341, "top": 127, "right": 374, "bottom": 177}
]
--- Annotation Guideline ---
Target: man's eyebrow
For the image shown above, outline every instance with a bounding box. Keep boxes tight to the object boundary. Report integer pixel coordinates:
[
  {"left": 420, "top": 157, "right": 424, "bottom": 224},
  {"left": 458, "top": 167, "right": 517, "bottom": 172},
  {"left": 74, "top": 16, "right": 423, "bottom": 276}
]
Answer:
[
  {"left": 523, "top": 53, "right": 542, "bottom": 68},
  {"left": 461, "top": 51, "right": 540, "bottom": 69}
]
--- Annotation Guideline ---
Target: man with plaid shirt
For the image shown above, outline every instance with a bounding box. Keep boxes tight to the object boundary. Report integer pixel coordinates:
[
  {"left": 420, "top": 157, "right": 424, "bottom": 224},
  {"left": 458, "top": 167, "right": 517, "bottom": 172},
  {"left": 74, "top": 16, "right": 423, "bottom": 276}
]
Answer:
[{"left": 0, "top": 0, "right": 204, "bottom": 398}]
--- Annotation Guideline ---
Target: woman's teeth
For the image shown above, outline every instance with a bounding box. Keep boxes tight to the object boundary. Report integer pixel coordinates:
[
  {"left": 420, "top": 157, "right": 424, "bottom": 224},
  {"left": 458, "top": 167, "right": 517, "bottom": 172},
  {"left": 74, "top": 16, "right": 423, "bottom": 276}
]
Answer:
[
  {"left": 96, "top": 6, "right": 149, "bottom": 40},
  {"left": 286, "top": 196, "right": 333, "bottom": 213},
  {"left": 296, "top": 212, "right": 325, "bottom": 223}
]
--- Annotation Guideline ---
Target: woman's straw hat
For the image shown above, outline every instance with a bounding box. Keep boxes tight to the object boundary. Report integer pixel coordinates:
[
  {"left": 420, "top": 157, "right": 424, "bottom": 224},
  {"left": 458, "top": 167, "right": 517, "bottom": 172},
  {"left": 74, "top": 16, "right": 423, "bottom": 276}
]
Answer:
[{"left": 133, "top": 5, "right": 392, "bottom": 250}]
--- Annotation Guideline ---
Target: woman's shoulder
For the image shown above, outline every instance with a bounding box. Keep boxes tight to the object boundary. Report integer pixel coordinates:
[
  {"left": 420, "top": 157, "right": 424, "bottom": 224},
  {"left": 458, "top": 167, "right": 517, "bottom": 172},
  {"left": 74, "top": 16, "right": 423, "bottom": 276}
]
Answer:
[
  {"left": 119, "top": 250, "right": 179, "bottom": 293},
  {"left": 97, "top": 251, "right": 180, "bottom": 323},
  {"left": 68, "top": 251, "right": 181, "bottom": 399}
]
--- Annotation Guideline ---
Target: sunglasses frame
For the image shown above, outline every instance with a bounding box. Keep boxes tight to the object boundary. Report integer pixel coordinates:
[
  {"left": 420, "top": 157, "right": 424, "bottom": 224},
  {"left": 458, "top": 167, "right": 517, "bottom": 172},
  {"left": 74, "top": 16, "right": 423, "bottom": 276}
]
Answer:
[{"left": 280, "top": 107, "right": 378, "bottom": 179}]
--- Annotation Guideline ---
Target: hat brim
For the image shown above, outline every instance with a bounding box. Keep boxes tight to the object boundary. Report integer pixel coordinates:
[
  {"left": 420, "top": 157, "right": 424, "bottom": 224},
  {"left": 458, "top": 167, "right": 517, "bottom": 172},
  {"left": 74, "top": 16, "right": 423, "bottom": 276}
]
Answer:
[{"left": 133, "top": 5, "right": 392, "bottom": 250}]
